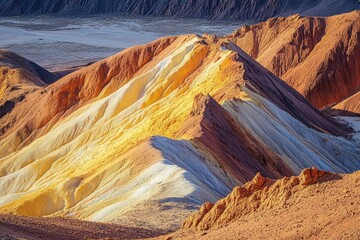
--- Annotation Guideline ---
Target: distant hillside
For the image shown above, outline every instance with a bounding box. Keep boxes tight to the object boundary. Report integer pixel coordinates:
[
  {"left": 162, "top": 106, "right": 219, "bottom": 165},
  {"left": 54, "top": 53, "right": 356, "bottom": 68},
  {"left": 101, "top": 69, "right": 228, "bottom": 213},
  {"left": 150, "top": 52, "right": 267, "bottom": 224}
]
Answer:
[
  {"left": 0, "top": 0, "right": 359, "bottom": 20},
  {"left": 0, "top": 50, "right": 58, "bottom": 119},
  {"left": 227, "top": 11, "right": 360, "bottom": 111}
]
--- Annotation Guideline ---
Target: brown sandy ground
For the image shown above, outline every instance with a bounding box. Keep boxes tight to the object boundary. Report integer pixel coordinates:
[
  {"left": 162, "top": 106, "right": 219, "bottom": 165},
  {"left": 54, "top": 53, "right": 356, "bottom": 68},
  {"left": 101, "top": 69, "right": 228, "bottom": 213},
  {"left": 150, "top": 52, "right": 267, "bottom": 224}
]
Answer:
[
  {"left": 156, "top": 170, "right": 360, "bottom": 240},
  {"left": 0, "top": 214, "right": 166, "bottom": 240}
]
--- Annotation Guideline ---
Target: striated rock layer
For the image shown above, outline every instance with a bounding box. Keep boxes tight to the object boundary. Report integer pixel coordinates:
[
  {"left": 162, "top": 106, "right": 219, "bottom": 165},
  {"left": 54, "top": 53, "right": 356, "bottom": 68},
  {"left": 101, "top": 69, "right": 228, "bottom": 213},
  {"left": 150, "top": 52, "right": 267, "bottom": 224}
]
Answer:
[
  {"left": 0, "top": 15, "right": 359, "bottom": 231},
  {"left": 0, "top": 36, "right": 180, "bottom": 150},
  {"left": 0, "top": 0, "right": 358, "bottom": 21},
  {"left": 227, "top": 11, "right": 360, "bottom": 111}
]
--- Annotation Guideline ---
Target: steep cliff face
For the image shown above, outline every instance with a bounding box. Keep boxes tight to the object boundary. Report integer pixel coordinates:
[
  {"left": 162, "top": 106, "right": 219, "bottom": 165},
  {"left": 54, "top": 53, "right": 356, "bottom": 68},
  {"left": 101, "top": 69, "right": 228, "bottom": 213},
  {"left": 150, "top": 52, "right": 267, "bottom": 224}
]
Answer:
[
  {"left": 0, "top": 0, "right": 358, "bottom": 20},
  {"left": 176, "top": 94, "right": 294, "bottom": 183},
  {"left": 227, "top": 11, "right": 360, "bottom": 110}
]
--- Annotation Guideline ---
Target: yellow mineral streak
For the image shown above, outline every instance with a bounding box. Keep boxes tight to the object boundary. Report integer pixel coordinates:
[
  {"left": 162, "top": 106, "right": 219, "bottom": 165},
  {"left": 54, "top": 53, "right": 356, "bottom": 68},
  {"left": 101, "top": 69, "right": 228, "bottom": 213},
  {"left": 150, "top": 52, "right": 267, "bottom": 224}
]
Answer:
[{"left": 0, "top": 36, "right": 251, "bottom": 219}]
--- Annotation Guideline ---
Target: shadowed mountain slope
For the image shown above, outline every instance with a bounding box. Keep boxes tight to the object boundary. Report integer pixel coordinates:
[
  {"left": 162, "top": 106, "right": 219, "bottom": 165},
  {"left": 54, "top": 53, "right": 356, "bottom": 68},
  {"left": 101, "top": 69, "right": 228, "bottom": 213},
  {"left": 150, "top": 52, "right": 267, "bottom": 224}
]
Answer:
[{"left": 0, "top": 0, "right": 358, "bottom": 21}]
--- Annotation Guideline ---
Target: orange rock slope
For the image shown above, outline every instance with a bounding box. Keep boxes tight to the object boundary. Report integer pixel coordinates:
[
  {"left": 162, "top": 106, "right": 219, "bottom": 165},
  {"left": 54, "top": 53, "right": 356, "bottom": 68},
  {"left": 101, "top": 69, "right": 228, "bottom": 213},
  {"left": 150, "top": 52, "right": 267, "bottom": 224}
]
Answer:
[
  {"left": 0, "top": 36, "right": 179, "bottom": 146},
  {"left": 0, "top": 12, "right": 359, "bottom": 232},
  {"left": 168, "top": 168, "right": 360, "bottom": 239},
  {"left": 182, "top": 168, "right": 335, "bottom": 230},
  {"left": 3, "top": 11, "right": 360, "bottom": 148},
  {"left": 0, "top": 50, "right": 58, "bottom": 121},
  {"left": 227, "top": 11, "right": 360, "bottom": 111}
]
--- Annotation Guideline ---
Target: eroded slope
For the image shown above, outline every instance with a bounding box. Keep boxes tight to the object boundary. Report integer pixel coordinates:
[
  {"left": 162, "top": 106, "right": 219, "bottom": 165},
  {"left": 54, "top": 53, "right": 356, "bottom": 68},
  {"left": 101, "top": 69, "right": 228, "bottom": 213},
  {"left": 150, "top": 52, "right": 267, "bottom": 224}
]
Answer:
[
  {"left": 0, "top": 30, "right": 359, "bottom": 231},
  {"left": 0, "top": 50, "right": 58, "bottom": 122},
  {"left": 227, "top": 11, "right": 360, "bottom": 111},
  {"left": 0, "top": 0, "right": 358, "bottom": 21}
]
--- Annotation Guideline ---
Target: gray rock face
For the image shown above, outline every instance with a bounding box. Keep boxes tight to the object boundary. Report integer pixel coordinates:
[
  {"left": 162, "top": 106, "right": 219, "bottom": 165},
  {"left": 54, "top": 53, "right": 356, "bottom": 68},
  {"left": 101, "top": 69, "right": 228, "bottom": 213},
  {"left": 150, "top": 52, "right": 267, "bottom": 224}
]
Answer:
[{"left": 0, "top": 0, "right": 359, "bottom": 20}]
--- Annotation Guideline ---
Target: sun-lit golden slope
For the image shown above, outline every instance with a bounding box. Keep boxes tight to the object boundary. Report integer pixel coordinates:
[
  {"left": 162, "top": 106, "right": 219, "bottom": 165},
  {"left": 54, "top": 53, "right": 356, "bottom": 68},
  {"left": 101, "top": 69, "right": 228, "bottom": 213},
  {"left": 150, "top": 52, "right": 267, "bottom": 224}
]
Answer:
[
  {"left": 0, "top": 31, "right": 359, "bottom": 231},
  {"left": 333, "top": 91, "right": 360, "bottom": 115},
  {"left": 0, "top": 36, "right": 182, "bottom": 152},
  {"left": 227, "top": 11, "right": 360, "bottom": 110}
]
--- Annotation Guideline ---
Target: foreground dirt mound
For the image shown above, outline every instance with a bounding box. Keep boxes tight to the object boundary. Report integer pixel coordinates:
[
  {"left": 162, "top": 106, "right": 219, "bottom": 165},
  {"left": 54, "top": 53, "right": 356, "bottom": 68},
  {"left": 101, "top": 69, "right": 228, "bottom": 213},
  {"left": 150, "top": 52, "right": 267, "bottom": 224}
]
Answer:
[
  {"left": 182, "top": 168, "right": 333, "bottom": 230},
  {"left": 162, "top": 168, "right": 360, "bottom": 240}
]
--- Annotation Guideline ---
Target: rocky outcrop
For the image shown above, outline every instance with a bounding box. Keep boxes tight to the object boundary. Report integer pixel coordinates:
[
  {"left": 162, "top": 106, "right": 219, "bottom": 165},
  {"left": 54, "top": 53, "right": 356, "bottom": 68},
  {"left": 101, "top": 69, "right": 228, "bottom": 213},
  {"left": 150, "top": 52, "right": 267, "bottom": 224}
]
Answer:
[
  {"left": 0, "top": 0, "right": 358, "bottom": 20},
  {"left": 182, "top": 168, "right": 335, "bottom": 230},
  {"left": 227, "top": 11, "right": 360, "bottom": 110}
]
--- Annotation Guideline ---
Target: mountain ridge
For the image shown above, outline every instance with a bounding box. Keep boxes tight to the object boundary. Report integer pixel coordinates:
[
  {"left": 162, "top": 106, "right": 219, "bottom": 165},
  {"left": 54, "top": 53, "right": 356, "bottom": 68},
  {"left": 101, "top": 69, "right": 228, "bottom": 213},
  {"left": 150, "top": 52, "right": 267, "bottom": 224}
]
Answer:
[
  {"left": 226, "top": 10, "right": 360, "bottom": 111},
  {"left": 0, "top": 0, "right": 359, "bottom": 21},
  {"left": 0, "top": 33, "right": 359, "bottom": 231},
  {"left": 0, "top": 11, "right": 359, "bottom": 233},
  {"left": 0, "top": 50, "right": 58, "bottom": 122}
]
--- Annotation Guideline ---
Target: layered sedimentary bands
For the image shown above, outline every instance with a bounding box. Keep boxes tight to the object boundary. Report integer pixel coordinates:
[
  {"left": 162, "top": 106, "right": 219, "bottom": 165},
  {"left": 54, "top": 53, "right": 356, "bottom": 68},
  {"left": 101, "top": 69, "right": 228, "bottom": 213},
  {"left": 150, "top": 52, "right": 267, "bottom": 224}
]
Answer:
[
  {"left": 0, "top": 0, "right": 359, "bottom": 20},
  {"left": 227, "top": 11, "right": 360, "bottom": 111},
  {"left": 0, "top": 12, "right": 359, "bottom": 233}
]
